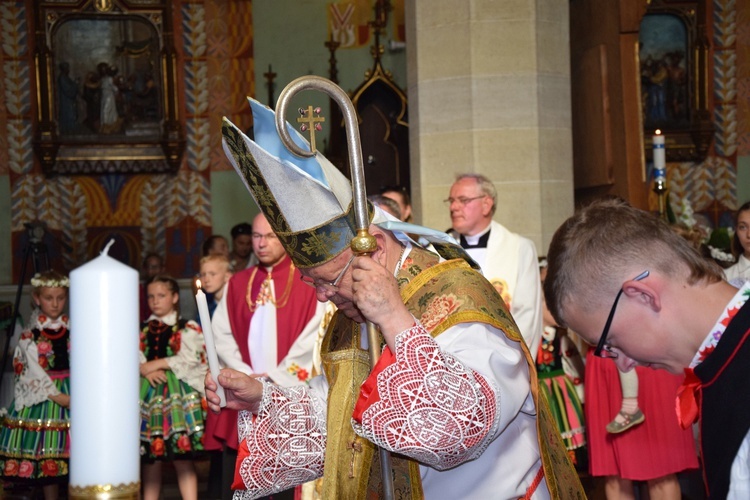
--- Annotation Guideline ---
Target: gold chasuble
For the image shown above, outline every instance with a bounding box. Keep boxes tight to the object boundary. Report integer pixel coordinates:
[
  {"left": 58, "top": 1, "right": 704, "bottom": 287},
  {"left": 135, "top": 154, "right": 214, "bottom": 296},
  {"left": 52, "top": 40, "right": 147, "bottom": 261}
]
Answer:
[{"left": 320, "top": 246, "right": 584, "bottom": 499}]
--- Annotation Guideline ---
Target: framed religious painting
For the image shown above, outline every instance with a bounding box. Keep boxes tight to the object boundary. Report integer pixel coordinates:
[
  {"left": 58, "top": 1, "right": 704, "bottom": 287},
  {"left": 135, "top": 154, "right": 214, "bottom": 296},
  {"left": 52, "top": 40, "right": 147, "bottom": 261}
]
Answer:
[
  {"left": 638, "top": 0, "right": 713, "bottom": 162},
  {"left": 32, "top": 0, "right": 184, "bottom": 175}
]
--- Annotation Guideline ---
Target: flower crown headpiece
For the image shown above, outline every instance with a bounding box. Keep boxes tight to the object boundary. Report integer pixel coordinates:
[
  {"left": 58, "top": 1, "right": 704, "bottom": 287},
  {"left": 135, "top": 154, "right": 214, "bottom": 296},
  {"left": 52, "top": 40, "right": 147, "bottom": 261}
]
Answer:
[{"left": 30, "top": 273, "right": 70, "bottom": 289}]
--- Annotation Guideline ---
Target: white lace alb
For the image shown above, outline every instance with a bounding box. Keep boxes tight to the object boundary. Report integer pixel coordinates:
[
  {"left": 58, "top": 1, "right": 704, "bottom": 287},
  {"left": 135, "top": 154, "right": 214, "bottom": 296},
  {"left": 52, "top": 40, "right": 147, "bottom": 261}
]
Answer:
[
  {"left": 352, "top": 323, "right": 500, "bottom": 470},
  {"left": 233, "top": 380, "right": 327, "bottom": 500}
]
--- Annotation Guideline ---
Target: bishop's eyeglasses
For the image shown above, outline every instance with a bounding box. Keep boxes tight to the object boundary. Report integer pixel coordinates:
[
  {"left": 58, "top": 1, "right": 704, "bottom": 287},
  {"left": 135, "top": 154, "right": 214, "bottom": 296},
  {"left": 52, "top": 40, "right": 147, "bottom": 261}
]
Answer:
[
  {"left": 594, "top": 270, "right": 650, "bottom": 359},
  {"left": 300, "top": 254, "right": 355, "bottom": 292}
]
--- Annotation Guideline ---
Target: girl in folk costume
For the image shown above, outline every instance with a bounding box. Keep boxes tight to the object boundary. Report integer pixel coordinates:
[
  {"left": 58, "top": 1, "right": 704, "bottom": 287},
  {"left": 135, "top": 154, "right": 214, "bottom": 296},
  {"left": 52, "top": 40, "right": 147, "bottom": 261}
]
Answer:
[
  {"left": 0, "top": 271, "right": 71, "bottom": 500},
  {"left": 139, "top": 275, "right": 207, "bottom": 500}
]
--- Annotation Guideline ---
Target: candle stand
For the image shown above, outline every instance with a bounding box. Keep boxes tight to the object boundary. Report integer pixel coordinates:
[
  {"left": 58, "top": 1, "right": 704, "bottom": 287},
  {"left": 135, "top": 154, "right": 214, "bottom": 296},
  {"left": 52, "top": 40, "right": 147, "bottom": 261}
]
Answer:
[
  {"left": 69, "top": 482, "right": 140, "bottom": 499},
  {"left": 653, "top": 176, "right": 668, "bottom": 221}
]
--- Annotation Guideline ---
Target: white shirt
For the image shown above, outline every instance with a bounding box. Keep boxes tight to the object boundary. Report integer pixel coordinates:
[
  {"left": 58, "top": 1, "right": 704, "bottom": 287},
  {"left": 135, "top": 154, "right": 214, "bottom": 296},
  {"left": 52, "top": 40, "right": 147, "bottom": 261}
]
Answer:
[
  {"left": 211, "top": 273, "right": 326, "bottom": 387},
  {"left": 278, "top": 321, "right": 548, "bottom": 499},
  {"left": 462, "top": 220, "right": 543, "bottom": 356},
  {"left": 725, "top": 254, "right": 750, "bottom": 283}
]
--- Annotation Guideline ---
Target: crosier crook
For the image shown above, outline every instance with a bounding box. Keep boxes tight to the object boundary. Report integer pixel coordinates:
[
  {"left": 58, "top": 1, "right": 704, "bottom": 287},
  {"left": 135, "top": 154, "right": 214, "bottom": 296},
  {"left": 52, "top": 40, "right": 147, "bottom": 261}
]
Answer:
[{"left": 275, "top": 75, "right": 395, "bottom": 500}]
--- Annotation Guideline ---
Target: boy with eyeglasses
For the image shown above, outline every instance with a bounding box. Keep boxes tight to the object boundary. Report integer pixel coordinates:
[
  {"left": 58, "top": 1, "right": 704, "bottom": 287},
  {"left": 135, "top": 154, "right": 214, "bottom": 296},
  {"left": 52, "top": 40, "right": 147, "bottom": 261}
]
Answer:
[{"left": 545, "top": 197, "right": 748, "bottom": 498}]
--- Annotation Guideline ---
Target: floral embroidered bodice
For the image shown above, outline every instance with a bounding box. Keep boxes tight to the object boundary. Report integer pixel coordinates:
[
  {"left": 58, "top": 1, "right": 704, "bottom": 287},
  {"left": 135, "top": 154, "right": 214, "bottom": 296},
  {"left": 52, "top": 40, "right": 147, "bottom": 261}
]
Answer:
[
  {"left": 12, "top": 311, "right": 71, "bottom": 409},
  {"left": 140, "top": 316, "right": 185, "bottom": 361},
  {"left": 137, "top": 312, "right": 208, "bottom": 396},
  {"left": 16, "top": 312, "right": 70, "bottom": 374}
]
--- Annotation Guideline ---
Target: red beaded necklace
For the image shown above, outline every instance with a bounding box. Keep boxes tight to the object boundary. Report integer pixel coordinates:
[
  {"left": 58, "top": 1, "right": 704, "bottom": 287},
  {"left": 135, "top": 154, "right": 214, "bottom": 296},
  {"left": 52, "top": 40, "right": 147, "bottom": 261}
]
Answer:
[{"left": 41, "top": 326, "right": 67, "bottom": 340}]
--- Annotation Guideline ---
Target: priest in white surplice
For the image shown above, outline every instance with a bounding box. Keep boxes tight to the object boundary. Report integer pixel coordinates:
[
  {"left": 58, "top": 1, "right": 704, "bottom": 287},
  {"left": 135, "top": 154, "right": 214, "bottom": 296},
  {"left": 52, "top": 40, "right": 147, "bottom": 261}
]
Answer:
[{"left": 447, "top": 173, "right": 543, "bottom": 356}]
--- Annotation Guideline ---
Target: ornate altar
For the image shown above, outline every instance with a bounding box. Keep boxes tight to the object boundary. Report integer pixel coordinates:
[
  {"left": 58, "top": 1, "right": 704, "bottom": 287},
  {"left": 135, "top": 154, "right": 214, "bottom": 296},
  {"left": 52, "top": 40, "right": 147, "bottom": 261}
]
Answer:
[
  {"left": 640, "top": 0, "right": 714, "bottom": 162},
  {"left": 32, "top": 0, "right": 185, "bottom": 175}
]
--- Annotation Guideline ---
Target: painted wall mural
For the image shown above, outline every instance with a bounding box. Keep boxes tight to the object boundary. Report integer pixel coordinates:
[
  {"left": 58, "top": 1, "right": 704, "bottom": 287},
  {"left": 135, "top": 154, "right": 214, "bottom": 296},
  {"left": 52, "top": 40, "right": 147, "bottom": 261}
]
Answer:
[{"left": 1, "top": 0, "right": 253, "bottom": 281}]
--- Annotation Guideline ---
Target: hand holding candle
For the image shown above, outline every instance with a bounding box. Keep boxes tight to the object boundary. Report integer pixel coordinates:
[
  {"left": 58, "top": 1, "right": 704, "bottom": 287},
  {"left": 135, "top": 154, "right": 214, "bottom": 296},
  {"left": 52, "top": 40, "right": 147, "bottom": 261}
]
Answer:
[{"left": 196, "top": 280, "right": 226, "bottom": 407}]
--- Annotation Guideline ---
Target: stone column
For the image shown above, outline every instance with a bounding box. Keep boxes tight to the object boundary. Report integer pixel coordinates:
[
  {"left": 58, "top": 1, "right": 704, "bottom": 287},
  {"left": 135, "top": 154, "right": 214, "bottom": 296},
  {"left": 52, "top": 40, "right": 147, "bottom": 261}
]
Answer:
[{"left": 406, "top": 0, "right": 573, "bottom": 253}]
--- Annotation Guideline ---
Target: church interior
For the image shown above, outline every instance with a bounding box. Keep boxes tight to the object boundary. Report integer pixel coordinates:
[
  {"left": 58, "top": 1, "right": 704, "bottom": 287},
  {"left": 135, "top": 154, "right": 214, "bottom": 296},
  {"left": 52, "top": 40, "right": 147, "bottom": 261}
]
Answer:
[
  {"left": 0, "top": 0, "right": 747, "bottom": 290},
  {"left": 0, "top": 0, "right": 748, "bottom": 498}
]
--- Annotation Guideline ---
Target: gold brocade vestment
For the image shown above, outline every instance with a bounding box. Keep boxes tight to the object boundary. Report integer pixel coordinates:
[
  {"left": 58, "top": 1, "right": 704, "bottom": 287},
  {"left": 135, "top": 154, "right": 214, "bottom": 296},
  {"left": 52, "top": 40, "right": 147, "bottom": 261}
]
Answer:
[{"left": 319, "top": 246, "right": 584, "bottom": 499}]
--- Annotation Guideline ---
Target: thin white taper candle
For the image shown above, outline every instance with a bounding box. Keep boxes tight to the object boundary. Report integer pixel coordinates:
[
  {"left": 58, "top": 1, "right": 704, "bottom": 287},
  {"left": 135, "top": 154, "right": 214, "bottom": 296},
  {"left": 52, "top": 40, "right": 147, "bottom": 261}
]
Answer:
[{"left": 195, "top": 281, "right": 226, "bottom": 407}]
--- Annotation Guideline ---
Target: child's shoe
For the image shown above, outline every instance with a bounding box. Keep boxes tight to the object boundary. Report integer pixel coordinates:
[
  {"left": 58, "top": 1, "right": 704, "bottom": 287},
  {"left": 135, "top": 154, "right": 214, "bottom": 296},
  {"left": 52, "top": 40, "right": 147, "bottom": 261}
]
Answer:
[{"left": 606, "top": 409, "right": 645, "bottom": 434}]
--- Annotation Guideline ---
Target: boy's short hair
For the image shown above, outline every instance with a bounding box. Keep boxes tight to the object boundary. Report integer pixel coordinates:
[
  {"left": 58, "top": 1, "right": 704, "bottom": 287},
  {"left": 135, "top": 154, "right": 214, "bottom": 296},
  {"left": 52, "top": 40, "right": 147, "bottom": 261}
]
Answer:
[
  {"left": 544, "top": 197, "right": 723, "bottom": 327},
  {"left": 368, "top": 194, "right": 402, "bottom": 220},
  {"left": 200, "top": 253, "right": 232, "bottom": 272}
]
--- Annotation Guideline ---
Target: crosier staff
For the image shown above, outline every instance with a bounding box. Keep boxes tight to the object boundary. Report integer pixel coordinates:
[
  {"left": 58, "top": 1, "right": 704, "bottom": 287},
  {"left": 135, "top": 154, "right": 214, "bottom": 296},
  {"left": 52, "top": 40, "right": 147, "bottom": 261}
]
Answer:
[{"left": 275, "top": 75, "right": 395, "bottom": 500}]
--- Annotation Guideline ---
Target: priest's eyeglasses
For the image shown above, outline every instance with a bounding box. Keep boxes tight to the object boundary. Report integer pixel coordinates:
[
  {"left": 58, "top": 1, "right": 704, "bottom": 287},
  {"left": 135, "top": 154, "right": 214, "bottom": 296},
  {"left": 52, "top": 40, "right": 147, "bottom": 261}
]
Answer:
[
  {"left": 443, "top": 195, "right": 486, "bottom": 206},
  {"left": 594, "top": 270, "right": 650, "bottom": 359},
  {"left": 300, "top": 254, "right": 355, "bottom": 291}
]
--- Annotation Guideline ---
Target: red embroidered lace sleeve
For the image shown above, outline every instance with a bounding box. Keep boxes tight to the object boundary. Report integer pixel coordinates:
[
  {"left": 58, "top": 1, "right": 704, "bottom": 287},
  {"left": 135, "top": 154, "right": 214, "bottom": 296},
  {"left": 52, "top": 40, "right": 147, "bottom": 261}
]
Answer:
[
  {"left": 351, "top": 323, "right": 500, "bottom": 470},
  {"left": 233, "top": 380, "right": 327, "bottom": 499}
]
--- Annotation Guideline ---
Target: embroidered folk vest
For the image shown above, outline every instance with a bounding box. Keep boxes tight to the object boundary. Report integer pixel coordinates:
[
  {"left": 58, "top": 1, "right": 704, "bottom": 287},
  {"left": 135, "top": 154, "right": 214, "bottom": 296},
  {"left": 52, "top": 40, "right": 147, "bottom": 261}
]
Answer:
[{"left": 695, "top": 299, "right": 750, "bottom": 498}]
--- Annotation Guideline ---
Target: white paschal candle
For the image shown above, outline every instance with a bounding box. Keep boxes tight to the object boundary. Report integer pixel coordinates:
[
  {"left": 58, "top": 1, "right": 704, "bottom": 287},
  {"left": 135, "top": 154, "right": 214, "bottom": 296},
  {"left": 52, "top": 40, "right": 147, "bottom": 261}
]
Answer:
[
  {"left": 653, "top": 130, "right": 666, "bottom": 179},
  {"left": 69, "top": 240, "right": 140, "bottom": 496},
  {"left": 195, "top": 281, "right": 226, "bottom": 407}
]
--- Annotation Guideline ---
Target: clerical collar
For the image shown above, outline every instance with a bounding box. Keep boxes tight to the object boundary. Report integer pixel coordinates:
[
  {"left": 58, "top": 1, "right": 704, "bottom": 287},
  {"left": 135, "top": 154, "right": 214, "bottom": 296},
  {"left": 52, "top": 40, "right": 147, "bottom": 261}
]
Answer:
[
  {"left": 460, "top": 224, "right": 492, "bottom": 249},
  {"left": 689, "top": 281, "right": 750, "bottom": 368},
  {"left": 259, "top": 254, "right": 291, "bottom": 275}
]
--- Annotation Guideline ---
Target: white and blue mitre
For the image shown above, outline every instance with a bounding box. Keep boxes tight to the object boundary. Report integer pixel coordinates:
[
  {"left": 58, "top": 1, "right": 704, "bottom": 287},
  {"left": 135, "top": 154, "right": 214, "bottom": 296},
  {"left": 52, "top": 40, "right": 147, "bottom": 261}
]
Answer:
[
  {"left": 222, "top": 98, "right": 366, "bottom": 268},
  {"left": 222, "top": 98, "right": 478, "bottom": 270}
]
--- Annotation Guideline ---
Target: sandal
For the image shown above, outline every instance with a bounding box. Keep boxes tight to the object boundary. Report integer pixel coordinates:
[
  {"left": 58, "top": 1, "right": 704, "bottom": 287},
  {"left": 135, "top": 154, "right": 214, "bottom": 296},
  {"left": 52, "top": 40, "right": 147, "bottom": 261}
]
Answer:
[{"left": 606, "top": 409, "right": 645, "bottom": 434}]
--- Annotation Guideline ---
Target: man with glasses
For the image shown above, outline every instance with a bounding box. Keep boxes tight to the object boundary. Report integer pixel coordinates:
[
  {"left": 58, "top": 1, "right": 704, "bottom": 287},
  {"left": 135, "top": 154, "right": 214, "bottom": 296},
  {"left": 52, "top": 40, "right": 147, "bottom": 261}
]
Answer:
[
  {"left": 544, "top": 197, "right": 750, "bottom": 498},
  {"left": 447, "top": 173, "right": 543, "bottom": 356},
  {"left": 204, "top": 98, "right": 583, "bottom": 499},
  {"left": 204, "top": 211, "right": 325, "bottom": 500}
]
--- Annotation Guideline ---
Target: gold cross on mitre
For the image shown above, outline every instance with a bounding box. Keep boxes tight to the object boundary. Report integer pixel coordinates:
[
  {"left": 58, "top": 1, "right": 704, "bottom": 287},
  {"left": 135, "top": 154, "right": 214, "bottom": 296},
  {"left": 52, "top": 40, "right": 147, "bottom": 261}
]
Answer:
[{"left": 297, "top": 106, "right": 325, "bottom": 152}]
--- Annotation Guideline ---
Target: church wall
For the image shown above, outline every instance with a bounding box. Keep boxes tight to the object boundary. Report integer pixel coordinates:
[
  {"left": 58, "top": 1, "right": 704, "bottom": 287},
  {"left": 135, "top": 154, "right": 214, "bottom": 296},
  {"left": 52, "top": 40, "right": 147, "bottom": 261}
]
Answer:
[
  {"left": 2, "top": 0, "right": 745, "bottom": 291},
  {"left": 0, "top": 0, "right": 406, "bottom": 288},
  {"left": 0, "top": 177, "right": 10, "bottom": 282},
  {"left": 407, "top": 0, "right": 573, "bottom": 254},
  {"left": 735, "top": 0, "right": 750, "bottom": 205},
  {"left": 252, "top": 0, "right": 408, "bottom": 138},
  {"left": 0, "top": 0, "right": 254, "bottom": 286}
]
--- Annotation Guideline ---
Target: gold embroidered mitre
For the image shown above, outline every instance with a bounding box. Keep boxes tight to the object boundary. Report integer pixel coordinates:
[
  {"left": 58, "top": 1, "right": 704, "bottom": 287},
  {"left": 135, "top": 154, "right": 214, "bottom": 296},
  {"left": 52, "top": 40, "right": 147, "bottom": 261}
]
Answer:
[{"left": 221, "top": 99, "right": 372, "bottom": 268}]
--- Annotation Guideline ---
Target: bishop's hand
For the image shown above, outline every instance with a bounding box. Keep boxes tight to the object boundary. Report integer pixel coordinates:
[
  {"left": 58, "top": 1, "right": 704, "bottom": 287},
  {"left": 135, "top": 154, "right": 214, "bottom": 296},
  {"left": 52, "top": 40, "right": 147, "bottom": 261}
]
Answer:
[
  {"left": 205, "top": 368, "right": 263, "bottom": 414},
  {"left": 351, "top": 255, "right": 414, "bottom": 348}
]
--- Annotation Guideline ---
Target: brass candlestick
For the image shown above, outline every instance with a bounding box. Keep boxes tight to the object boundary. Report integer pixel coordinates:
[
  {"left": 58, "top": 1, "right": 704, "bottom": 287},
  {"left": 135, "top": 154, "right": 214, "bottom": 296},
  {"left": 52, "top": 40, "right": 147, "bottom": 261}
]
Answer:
[{"left": 653, "top": 176, "right": 668, "bottom": 221}]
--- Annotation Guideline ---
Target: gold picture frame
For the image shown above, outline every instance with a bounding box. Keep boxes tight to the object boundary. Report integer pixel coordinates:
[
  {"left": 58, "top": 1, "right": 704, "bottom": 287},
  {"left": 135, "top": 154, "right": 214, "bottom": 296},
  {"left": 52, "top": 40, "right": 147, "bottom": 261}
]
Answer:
[
  {"left": 639, "top": 0, "right": 713, "bottom": 163},
  {"left": 32, "top": 1, "right": 184, "bottom": 175}
]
